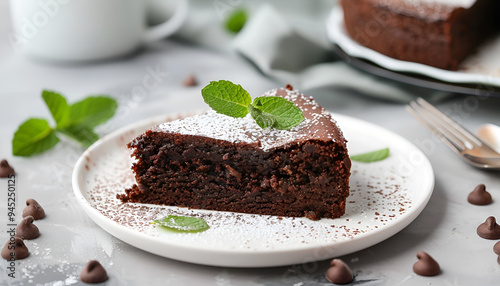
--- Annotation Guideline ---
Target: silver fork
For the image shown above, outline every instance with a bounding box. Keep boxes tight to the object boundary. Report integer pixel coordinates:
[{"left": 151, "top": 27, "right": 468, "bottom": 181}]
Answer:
[{"left": 406, "top": 98, "right": 500, "bottom": 169}]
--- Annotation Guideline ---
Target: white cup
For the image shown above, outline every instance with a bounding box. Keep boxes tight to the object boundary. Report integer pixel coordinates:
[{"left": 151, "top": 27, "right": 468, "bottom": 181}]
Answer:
[{"left": 8, "top": 0, "right": 188, "bottom": 62}]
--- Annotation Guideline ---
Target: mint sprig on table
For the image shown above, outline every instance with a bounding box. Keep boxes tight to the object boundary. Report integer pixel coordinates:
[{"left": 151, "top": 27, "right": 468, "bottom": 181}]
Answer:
[
  {"left": 151, "top": 215, "right": 210, "bottom": 233},
  {"left": 202, "top": 80, "right": 304, "bottom": 130},
  {"left": 12, "top": 90, "right": 117, "bottom": 157},
  {"left": 351, "top": 148, "right": 390, "bottom": 163}
]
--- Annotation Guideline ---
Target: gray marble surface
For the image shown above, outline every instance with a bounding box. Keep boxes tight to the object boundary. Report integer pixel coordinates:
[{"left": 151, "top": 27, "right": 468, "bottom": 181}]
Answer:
[{"left": 1, "top": 2, "right": 500, "bottom": 286}]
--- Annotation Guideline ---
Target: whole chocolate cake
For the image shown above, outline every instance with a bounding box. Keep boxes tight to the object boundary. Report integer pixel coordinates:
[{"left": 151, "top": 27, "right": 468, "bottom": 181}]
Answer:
[
  {"left": 117, "top": 87, "right": 350, "bottom": 220},
  {"left": 341, "top": 0, "right": 500, "bottom": 70}
]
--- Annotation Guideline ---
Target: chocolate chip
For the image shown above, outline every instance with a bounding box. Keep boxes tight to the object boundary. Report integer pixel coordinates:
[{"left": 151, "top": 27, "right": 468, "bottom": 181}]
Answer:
[
  {"left": 325, "top": 259, "right": 353, "bottom": 284},
  {"left": 2, "top": 237, "right": 29, "bottom": 260},
  {"left": 413, "top": 251, "right": 440, "bottom": 276},
  {"left": 285, "top": 84, "right": 293, "bottom": 91},
  {"left": 16, "top": 216, "right": 40, "bottom": 240},
  {"left": 344, "top": 157, "right": 352, "bottom": 169},
  {"left": 302, "top": 143, "right": 318, "bottom": 153},
  {"left": 22, "top": 199, "right": 45, "bottom": 220},
  {"left": 0, "top": 159, "right": 15, "bottom": 178},
  {"left": 225, "top": 164, "right": 241, "bottom": 180},
  {"left": 477, "top": 216, "right": 500, "bottom": 239},
  {"left": 494, "top": 241, "right": 500, "bottom": 255},
  {"left": 80, "top": 260, "right": 108, "bottom": 284},
  {"left": 183, "top": 74, "right": 197, "bottom": 87},
  {"left": 467, "top": 184, "right": 492, "bottom": 205}
]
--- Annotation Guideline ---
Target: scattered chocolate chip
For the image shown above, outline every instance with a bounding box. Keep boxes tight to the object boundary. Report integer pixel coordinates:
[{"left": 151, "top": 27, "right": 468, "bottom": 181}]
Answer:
[
  {"left": 183, "top": 74, "right": 197, "bottom": 87},
  {"left": 1, "top": 237, "right": 29, "bottom": 260},
  {"left": 325, "top": 259, "right": 353, "bottom": 284},
  {"left": 285, "top": 84, "right": 293, "bottom": 91},
  {"left": 467, "top": 184, "right": 492, "bottom": 205},
  {"left": 16, "top": 216, "right": 40, "bottom": 240},
  {"left": 413, "top": 251, "right": 440, "bottom": 276},
  {"left": 494, "top": 241, "right": 500, "bottom": 255},
  {"left": 0, "top": 159, "right": 15, "bottom": 178},
  {"left": 477, "top": 216, "right": 500, "bottom": 239},
  {"left": 497, "top": 256, "right": 500, "bottom": 265},
  {"left": 80, "top": 260, "right": 108, "bottom": 284},
  {"left": 22, "top": 199, "right": 45, "bottom": 220}
]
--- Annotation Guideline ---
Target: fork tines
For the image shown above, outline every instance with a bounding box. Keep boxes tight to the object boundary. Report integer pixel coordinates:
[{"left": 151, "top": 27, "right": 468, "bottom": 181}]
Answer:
[{"left": 406, "top": 98, "right": 485, "bottom": 153}]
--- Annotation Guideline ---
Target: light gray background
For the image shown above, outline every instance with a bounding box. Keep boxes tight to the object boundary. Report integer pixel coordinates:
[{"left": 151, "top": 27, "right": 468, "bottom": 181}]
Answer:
[{"left": 1, "top": 1, "right": 500, "bottom": 285}]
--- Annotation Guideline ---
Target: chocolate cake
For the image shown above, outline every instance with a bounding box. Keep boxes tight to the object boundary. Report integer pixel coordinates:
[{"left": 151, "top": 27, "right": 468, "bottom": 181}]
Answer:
[
  {"left": 340, "top": 0, "right": 500, "bottom": 70},
  {"left": 117, "top": 87, "right": 350, "bottom": 220}
]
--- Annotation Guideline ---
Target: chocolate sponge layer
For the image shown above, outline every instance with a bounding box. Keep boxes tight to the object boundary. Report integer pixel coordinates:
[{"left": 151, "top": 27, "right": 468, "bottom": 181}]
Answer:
[{"left": 118, "top": 131, "right": 350, "bottom": 220}]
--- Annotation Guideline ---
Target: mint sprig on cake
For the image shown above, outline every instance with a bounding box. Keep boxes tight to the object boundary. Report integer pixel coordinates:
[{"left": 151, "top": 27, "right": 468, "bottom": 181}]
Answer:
[{"left": 202, "top": 80, "right": 304, "bottom": 130}]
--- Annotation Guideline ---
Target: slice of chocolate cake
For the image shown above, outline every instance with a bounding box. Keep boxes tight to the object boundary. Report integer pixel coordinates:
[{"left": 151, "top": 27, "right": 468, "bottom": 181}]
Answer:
[{"left": 117, "top": 87, "right": 350, "bottom": 220}]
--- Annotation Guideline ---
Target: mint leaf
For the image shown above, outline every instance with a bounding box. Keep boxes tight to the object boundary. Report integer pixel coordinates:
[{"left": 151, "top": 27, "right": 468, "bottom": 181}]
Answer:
[
  {"left": 351, "top": 148, "right": 390, "bottom": 163},
  {"left": 59, "top": 127, "right": 99, "bottom": 148},
  {"left": 13, "top": 91, "right": 117, "bottom": 157},
  {"left": 201, "top": 80, "right": 305, "bottom": 130},
  {"left": 250, "top": 96, "right": 304, "bottom": 130},
  {"left": 12, "top": 118, "right": 60, "bottom": 157},
  {"left": 248, "top": 104, "right": 275, "bottom": 129},
  {"left": 151, "top": 215, "right": 209, "bottom": 233},
  {"left": 42, "top": 90, "right": 70, "bottom": 128},
  {"left": 225, "top": 9, "right": 248, "bottom": 33},
  {"left": 68, "top": 96, "right": 117, "bottom": 129},
  {"left": 202, "top": 80, "right": 251, "bottom": 118}
]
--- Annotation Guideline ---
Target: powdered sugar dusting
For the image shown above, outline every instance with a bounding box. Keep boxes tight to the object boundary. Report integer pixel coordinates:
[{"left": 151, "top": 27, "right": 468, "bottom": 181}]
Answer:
[
  {"left": 153, "top": 88, "right": 342, "bottom": 151},
  {"left": 376, "top": 0, "right": 476, "bottom": 21},
  {"left": 155, "top": 110, "right": 309, "bottom": 151}
]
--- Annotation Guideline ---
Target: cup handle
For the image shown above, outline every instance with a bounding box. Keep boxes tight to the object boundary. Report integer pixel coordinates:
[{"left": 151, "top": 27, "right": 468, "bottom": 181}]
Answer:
[{"left": 144, "top": 0, "right": 189, "bottom": 42}]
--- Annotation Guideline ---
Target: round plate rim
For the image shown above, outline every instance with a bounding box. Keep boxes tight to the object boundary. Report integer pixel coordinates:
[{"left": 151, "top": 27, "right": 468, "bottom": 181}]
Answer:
[{"left": 72, "top": 112, "right": 434, "bottom": 267}]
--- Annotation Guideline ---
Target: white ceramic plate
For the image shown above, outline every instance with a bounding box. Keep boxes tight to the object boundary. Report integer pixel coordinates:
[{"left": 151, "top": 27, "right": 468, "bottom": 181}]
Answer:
[
  {"left": 72, "top": 113, "right": 434, "bottom": 268},
  {"left": 326, "top": 7, "right": 500, "bottom": 87}
]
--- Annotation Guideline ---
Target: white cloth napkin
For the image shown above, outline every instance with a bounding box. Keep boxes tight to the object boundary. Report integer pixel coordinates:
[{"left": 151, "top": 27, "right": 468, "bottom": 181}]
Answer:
[{"left": 174, "top": 1, "right": 450, "bottom": 102}]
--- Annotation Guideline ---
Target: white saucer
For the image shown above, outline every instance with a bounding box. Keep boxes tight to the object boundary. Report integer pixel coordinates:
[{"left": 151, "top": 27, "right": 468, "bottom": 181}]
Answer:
[{"left": 72, "top": 113, "right": 434, "bottom": 267}]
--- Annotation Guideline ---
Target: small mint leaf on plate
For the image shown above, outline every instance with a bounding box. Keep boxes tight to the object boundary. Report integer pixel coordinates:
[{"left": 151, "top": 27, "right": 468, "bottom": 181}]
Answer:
[
  {"left": 68, "top": 96, "right": 117, "bottom": 129},
  {"left": 12, "top": 118, "right": 60, "bottom": 157},
  {"left": 351, "top": 148, "right": 390, "bottom": 163},
  {"left": 42, "top": 90, "right": 70, "bottom": 128},
  {"left": 151, "top": 215, "right": 210, "bottom": 233},
  {"left": 225, "top": 9, "right": 248, "bottom": 33},
  {"left": 202, "top": 80, "right": 251, "bottom": 118},
  {"left": 250, "top": 96, "right": 305, "bottom": 130}
]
